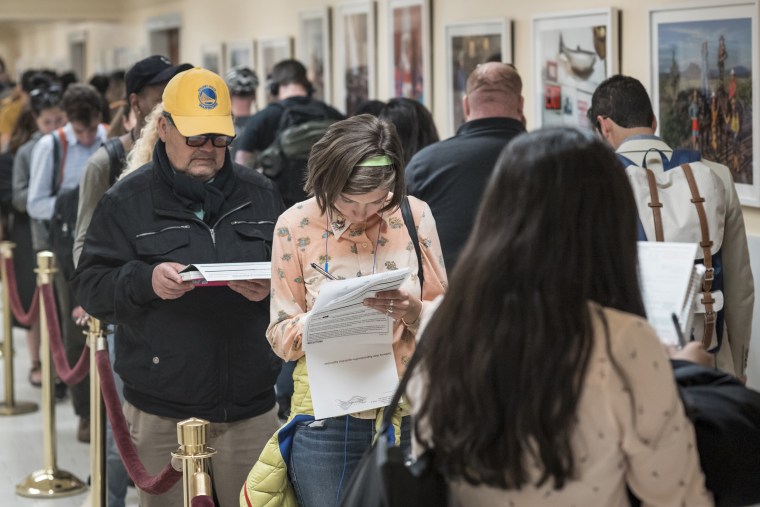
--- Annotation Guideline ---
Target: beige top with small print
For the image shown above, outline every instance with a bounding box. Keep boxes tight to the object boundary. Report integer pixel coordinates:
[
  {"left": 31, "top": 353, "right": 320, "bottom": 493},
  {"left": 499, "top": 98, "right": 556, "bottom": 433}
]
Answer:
[{"left": 409, "top": 303, "right": 714, "bottom": 507}]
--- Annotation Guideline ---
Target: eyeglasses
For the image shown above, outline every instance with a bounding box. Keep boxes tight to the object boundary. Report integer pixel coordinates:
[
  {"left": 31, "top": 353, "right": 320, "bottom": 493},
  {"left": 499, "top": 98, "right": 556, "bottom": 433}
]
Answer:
[{"left": 163, "top": 113, "right": 235, "bottom": 148}]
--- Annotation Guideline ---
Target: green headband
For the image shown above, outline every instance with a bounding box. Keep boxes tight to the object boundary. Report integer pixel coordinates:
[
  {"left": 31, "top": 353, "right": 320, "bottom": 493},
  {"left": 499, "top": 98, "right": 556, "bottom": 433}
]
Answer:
[{"left": 356, "top": 155, "right": 392, "bottom": 167}]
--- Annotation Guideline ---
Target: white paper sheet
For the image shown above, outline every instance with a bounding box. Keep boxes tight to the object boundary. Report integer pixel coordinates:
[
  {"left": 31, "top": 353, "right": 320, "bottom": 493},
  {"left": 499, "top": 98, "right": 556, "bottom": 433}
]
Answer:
[
  {"left": 304, "top": 268, "right": 410, "bottom": 419},
  {"left": 638, "top": 242, "right": 699, "bottom": 346}
]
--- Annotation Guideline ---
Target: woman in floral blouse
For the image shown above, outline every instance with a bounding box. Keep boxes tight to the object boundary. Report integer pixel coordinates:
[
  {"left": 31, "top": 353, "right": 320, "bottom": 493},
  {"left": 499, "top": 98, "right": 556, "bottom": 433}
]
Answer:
[{"left": 266, "top": 114, "right": 447, "bottom": 506}]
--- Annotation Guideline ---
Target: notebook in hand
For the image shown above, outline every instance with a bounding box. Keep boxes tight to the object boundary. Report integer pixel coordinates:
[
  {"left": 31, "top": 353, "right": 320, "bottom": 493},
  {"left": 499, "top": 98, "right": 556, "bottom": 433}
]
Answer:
[{"left": 637, "top": 242, "right": 704, "bottom": 347}]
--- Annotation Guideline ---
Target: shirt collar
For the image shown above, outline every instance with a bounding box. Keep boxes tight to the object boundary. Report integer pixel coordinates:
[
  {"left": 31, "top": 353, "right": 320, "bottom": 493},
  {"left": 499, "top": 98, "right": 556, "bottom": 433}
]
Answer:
[
  {"left": 328, "top": 208, "right": 394, "bottom": 240},
  {"left": 62, "top": 122, "right": 106, "bottom": 148}
]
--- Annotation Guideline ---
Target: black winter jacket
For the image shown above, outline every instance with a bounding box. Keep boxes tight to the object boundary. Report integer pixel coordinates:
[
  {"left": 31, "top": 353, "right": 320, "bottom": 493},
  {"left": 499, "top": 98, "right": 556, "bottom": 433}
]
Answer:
[{"left": 72, "top": 153, "right": 285, "bottom": 422}]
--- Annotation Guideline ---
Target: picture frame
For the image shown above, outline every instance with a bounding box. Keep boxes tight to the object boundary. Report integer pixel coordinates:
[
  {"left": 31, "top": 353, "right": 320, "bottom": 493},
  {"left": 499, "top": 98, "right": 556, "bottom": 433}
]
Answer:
[
  {"left": 444, "top": 19, "right": 512, "bottom": 136},
  {"left": 387, "top": 0, "right": 431, "bottom": 106},
  {"left": 258, "top": 36, "right": 294, "bottom": 106},
  {"left": 299, "top": 7, "right": 332, "bottom": 103},
  {"left": 201, "top": 42, "right": 225, "bottom": 75},
  {"left": 226, "top": 39, "right": 255, "bottom": 73},
  {"left": 650, "top": 2, "right": 759, "bottom": 207},
  {"left": 532, "top": 8, "right": 619, "bottom": 130},
  {"left": 335, "top": 0, "right": 376, "bottom": 116}
]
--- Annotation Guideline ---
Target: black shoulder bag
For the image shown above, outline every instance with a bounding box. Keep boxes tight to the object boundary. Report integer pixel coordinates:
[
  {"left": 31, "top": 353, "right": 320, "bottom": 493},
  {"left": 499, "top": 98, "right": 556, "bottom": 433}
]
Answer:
[{"left": 339, "top": 197, "right": 446, "bottom": 507}]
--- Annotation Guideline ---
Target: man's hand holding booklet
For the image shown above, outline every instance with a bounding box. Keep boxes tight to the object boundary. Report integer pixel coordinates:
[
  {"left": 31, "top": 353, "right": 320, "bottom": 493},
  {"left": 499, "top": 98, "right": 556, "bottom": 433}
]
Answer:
[{"left": 179, "top": 262, "right": 271, "bottom": 286}]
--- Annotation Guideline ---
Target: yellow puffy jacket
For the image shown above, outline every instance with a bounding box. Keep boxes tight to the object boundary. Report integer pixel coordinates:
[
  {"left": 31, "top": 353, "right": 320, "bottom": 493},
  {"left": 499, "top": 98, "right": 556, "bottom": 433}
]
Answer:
[{"left": 240, "top": 357, "right": 404, "bottom": 506}]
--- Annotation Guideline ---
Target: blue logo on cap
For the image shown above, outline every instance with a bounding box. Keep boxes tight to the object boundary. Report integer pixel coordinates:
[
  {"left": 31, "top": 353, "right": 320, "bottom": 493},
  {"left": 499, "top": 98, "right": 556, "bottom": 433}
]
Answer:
[{"left": 198, "top": 85, "right": 218, "bottom": 110}]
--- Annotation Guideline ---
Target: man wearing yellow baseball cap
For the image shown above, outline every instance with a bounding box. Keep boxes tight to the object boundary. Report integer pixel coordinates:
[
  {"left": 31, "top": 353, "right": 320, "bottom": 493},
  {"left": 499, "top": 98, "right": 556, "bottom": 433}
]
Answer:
[{"left": 73, "top": 67, "right": 285, "bottom": 507}]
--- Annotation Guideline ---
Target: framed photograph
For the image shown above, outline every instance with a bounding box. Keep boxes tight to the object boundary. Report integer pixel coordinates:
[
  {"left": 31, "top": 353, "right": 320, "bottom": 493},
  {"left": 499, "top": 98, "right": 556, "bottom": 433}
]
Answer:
[
  {"left": 258, "top": 37, "right": 294, "bottom": 105},
  {"left": 387, "top": 0, "right": 431, "bottom": 105},
  {"left": 650, "top": 2, "right": 759, "bottom": 206},
  {"left": 444, "top": 19, "right": 512, "bottom": 136},
  {"left": 226, "top": 39, "right": 255, "bottom": 73},
  {"left": 335, "top": 1, "right": 376, "bottom": 116},
  {"left": 299, "top": 8, "right": 332, "bottom": 103},
  {"left": 201, "top": 43, "right": 225, "bottom": 75},
  {"left": 532, "top": 8, "right": 619, "bottom": 130}
]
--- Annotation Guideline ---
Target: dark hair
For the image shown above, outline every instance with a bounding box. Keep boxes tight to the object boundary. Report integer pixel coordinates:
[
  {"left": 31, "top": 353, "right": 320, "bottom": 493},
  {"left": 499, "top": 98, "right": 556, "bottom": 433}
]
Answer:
[
  {"left": 354, "top": 99, "right": 386, "bottom": 117},
  {"left": 270, "top": 59, "right": 310, "bottom": 92},
  {"left": 7, "top": 105, "right": 37, "bottom": 154},
  {"left": 61, "top": 83, "right": 103, "bottom": 125},
  {"left": 587, "top": 75, "right": 655, "bottom": 131},
  {"left": 305, "top": 114, "right": 405, "bottom": 216},
  {"left": 415, "top": 128, "right": 644, "bottom": 490},
  {"left": 29, "top": 77, "right": 63, "bottom": 115},
  {"left": 379, "top": 98, "right": 439, "bottom": 167},
  {"left": 59, "top": 71, "right": 78, "bottom": 92}
]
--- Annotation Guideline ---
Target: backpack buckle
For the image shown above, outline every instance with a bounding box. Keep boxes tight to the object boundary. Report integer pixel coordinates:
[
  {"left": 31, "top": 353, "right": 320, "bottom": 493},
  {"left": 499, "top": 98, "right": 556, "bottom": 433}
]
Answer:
[
  {"left": 704, "top": 310, "right": 717, "bottom": 325},
  {"left": 703, "top": 267, "right": 715, "bottom": 282}
]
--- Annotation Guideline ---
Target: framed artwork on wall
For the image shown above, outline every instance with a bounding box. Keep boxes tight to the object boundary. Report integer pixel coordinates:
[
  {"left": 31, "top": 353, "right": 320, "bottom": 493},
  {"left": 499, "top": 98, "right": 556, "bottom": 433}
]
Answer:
[
  {"left": 299, "top": 7, "right": 332, "bottom": 103},
  {"left": 387, "top": 0, "right": 430, "bottom": 105},
  {"left": 226, "top": 39, "right": 255, "bottom": 73},
  {"left": 201, "top": 43, "right": 225, "bottom": 75},
  {"left": 335, "top": 1, "right": 376, "bottom": 116},
  {"left": 444, "top": 19, "right": 512, "bottom": 136},
  {"left": 259, "top": 36, "right": 294, "bottom": 106},
  {"left": 650, "top": 2, "right": 759, "bottom": 206},
  {"left": 532, "top": 8, "right": 619, "bottom": 130}
]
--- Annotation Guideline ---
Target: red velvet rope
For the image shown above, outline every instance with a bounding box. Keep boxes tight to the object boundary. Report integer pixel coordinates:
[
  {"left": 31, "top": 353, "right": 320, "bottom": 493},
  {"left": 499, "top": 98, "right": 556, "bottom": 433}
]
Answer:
[
  {"left": 41, "top": 283, "right": 90, "bottom": 385},
  {"left": 191, "top": 496, "right": 215, "bottom": 507},
  {"left": 3, "top": 256, "right": 40, "bottom": 326},
  {"left": 96, "top": 349, "right": 182, "bottom": 494}
]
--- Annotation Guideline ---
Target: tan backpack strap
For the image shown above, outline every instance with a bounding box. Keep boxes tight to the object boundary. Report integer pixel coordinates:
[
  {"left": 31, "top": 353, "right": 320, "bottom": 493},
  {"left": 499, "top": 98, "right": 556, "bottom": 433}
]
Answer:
[
  {"left": 681, "top": 163, "right": 716, "bottom": 348},
  {"left": 645, "top": 168, "right": 664, "bottom": 241}
]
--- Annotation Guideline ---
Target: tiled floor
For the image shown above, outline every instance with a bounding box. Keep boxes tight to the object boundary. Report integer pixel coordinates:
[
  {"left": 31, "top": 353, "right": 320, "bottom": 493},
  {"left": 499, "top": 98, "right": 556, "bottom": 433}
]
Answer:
[{"left": 0, "top": 325, "right": 138, "bottom": 507}]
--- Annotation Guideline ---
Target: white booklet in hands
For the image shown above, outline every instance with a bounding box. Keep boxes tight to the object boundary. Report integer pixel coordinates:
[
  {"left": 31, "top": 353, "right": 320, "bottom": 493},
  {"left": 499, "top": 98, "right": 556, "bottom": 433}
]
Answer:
[
  {"left": 637, "top": 242, "right": 705, "bottom": 347},
  {"left": 178, "top": 262, "right": 271, "bottom": 286},
  {"left": 303, "top": 268, "right": 411, "bottom": 420}
]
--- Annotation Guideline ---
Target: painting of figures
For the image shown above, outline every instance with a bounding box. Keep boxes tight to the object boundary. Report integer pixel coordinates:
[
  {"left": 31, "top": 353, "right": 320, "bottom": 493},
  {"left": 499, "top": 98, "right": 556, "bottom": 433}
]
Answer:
[
  {"left": 657, "top": 19, "right": 752, "bottom": 183},
  {"left": 532, "top": 9, "right": 618, "bottom": 130}
]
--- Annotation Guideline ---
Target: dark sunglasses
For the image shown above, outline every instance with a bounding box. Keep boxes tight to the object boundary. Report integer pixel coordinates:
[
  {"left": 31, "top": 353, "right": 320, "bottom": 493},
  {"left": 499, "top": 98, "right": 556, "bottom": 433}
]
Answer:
[{"left": 164, "top": 113, "right": 235, "bottom": 148}]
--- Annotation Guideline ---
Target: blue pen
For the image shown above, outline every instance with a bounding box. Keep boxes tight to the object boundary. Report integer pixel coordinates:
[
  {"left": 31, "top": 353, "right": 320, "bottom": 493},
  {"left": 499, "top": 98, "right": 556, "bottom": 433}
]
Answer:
[{"left": 310, "top": 262, "right": 337, "bottom": 280}]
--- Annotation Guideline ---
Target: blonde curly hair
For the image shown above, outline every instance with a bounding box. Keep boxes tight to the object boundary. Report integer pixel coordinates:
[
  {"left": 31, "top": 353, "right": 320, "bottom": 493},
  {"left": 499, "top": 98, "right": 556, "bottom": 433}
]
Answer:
[{"left": 121, "top": 102, "right": 164, "bottom": 179}]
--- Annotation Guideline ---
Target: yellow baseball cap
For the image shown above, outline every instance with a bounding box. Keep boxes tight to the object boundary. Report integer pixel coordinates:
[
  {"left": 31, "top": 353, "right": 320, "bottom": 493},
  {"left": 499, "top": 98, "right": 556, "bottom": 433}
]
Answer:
[{"left": 162, "top": 67, "right": 235, "bottom": 137}]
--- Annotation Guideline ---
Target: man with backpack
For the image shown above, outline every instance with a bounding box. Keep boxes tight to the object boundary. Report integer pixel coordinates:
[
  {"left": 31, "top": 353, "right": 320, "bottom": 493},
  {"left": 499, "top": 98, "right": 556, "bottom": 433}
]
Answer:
[
  {"left": 27, "top": 82, "right": 107, "bottom": 442},
  {"left": 74, "top": 56, "right": 191, "bottom": 267},
  {"left": 234, "top": 59, "right": 344, "bottom": 207},
  {"left": 589, "top": 75, "right": 754, "bottom": 381}
]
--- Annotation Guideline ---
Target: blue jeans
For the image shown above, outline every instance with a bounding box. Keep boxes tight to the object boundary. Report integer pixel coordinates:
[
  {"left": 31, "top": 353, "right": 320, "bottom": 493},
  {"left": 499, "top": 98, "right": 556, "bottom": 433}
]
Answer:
[
  {"left": 289, "top": 415, "right": 410, "bottom": 507},
  {"left": 106, "top": 332, "right": 129, "bottom": 507}
]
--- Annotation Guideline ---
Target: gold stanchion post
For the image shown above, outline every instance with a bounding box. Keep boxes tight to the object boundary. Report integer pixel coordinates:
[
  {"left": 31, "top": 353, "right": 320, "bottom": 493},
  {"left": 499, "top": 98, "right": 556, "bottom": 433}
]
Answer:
[
  {"left": 89, "top": 318, "right": 107, "bottom": 507},
  {"left": 172, "top": 418, "right": 217, "bottom": 507},
  {"left": 0, "top": 241, "right": 38, "bottom": 415},
  {"left": 16, "top": 251, "right": 87, "bottom": 498}
]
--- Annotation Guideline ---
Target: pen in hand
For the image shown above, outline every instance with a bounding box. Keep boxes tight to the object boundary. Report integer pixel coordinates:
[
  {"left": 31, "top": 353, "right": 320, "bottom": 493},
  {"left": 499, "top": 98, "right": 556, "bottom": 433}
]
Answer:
[
  {"left": 311, "top": 262, "right": 337, "bottom": 280},
  {"left": 671, "top": 312, "right": 686, "bottom": 349}
]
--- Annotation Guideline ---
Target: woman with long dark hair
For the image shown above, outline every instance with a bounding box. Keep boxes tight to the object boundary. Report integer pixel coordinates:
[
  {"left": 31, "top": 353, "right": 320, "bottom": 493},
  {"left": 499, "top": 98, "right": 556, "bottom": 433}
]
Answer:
[
  {"left": 379, "top": 98, "right": 438, "bottom": 167},
  {"left": 410, "top": 128, "right": 712, "bottom": 506}
]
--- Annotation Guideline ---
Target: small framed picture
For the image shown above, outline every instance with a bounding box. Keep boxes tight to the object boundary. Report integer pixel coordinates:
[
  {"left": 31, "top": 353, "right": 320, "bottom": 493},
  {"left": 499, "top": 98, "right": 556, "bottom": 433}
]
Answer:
[
  {"left": 335, "top": 0, "right": 377, "bottom": 116},
  {"left": 299, "top": 7, "right": 332, "bottom": 103},
  {"left": 226, "top": 40, "right": 255, "bottom": 73},
  {"left": 387, "top": 0, "right": 430, "bottom": 105},
  {"left": 532, "top": 8, "right": 619, "bottom": 130},
  {"left": 650, "top": 1, "right": 759, "bottom": 206},
  {"left": 201, "top": 43, "right": 225, "bottom": 75},
  {"left": 444, "top": 19, "right": 512, "bottom": 136}
]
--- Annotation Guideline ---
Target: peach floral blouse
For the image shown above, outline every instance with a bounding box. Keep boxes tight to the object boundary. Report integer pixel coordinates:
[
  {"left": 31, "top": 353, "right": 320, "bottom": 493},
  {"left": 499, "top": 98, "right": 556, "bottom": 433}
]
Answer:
[
  {"left": 267, "top": 195, "right": 447, "bottom": 414},
  {"left": 409, "top": 302, "right": 713, "bottom": 507}
]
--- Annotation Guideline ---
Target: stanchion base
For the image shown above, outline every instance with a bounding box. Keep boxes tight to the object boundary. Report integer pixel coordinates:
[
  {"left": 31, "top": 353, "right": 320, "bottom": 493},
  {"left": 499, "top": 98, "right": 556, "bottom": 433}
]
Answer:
[
  {"left": 15, "top": 468, "right": 87, "bottom": 498},
  {"left": 0, "top": 400, "right": 38, "bottom": 415}
]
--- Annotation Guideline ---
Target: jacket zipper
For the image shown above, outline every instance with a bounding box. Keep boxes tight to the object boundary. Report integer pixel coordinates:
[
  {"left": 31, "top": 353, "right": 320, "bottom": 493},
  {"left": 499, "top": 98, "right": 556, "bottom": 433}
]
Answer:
[
  {"left": 134, "top": 224, "right": 191, "bottom": 239},
  {"left": 229, "top": 220, "right": 275, "bottom": 226}
]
